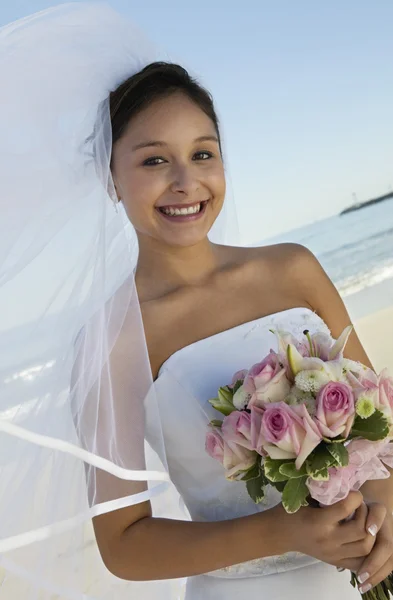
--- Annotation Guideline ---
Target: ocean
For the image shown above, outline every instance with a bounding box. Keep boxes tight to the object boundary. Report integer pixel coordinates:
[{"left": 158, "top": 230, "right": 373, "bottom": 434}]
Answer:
[{"left": 262, "top": 197, "right": 393, "bottom": 301}]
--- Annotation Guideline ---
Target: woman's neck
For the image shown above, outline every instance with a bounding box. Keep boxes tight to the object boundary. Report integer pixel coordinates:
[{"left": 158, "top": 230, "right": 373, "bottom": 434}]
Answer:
[{"left": 136, "top": 235, "right": 227, "bottom": 302}]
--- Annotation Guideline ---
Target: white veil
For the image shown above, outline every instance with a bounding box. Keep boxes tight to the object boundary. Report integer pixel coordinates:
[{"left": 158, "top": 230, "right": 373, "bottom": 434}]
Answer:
[{"left": 0, "top": 2, "right": 238, "bottom": 598}]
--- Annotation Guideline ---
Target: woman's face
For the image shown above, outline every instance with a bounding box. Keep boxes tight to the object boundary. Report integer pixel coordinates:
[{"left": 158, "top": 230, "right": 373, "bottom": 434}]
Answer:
[{"left": 111, "top": 92, "right": 226, "bottom": 248}]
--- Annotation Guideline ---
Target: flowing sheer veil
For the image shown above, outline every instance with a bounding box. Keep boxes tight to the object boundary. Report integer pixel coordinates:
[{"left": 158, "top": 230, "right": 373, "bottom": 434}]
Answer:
[{"left": 0, "top": 2, "right": 238, "bottom": 598}]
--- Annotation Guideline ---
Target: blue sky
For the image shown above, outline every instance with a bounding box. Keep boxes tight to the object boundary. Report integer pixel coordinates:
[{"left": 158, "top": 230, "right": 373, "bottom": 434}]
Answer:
[{"left": 2, "top": 0, "right": 393, "bottom": 241}]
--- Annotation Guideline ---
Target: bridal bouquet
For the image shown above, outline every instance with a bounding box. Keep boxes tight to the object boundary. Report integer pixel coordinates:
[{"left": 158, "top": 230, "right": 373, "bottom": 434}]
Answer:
[{"left": 205, "top": 324, "right": 393, "bottom": 599}]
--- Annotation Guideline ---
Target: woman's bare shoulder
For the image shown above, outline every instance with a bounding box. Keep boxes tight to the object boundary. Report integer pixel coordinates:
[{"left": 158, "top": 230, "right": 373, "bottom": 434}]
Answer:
[
  {"left": 225, "top": 242, "right": 315, "bottom": 280},
  {"left": 237, "top": 241, "right": 311, "bottom": 261}
]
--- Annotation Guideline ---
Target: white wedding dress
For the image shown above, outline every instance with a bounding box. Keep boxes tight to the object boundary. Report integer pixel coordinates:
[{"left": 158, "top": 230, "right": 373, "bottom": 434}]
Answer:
[{"left": 150, "top": 307, "right": 361, "bottom": 599}]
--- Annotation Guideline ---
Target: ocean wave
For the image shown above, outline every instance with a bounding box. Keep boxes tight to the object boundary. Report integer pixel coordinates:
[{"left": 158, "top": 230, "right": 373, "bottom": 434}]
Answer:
[{"left": 337, "top": 263, "right": 393, "bottom": 297}]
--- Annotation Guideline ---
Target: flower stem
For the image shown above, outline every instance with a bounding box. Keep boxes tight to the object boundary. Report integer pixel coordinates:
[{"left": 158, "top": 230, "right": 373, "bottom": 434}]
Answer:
[{"left": 351, "top": 571, "right": 393, "bottom": 599}]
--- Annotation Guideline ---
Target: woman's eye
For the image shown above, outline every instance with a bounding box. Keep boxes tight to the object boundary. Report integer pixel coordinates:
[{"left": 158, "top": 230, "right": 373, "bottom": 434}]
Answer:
[
  {"left": 142, "top": 152, "right": 213, "bottom": 166},
  {"left": 193, "top": 151, "right": 213, "bottom": 161},
  {"left": 143, "top": 156, "right": 166, "bottom": 166}
]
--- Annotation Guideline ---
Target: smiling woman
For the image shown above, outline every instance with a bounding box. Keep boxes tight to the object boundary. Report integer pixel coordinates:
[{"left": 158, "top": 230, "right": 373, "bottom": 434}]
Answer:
[
  {"left": 110, "top": 63, "right": 226, "bottom": 248},
  {"left": 1, "top": 5, "right": 391, "bottom": 600}
]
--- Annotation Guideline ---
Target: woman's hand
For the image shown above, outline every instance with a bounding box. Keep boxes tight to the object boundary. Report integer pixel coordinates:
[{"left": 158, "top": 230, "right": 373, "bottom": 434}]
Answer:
[
  {"left": 275, "top": 491, "right": 377, "bottom": 569},
  {"left": 353, "top": 503, "right": 393, "bottom": 594}
]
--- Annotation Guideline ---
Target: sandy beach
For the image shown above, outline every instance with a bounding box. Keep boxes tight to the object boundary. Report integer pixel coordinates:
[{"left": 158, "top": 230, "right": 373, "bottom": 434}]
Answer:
[{"left": 350, "top": 304, "right": 393, "bottom": 373}]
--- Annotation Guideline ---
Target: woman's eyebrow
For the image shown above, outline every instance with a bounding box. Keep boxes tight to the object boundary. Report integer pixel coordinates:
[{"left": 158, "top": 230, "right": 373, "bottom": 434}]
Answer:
[
  {"left": 132, "top": 140, "right": 165, "bottom": 151},
  {"left": 132, "top": 135, "right": 219, "bottom": 152}
]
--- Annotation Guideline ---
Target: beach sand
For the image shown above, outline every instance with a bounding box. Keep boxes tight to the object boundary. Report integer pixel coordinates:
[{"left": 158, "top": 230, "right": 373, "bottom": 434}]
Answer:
[{"left": 353, "top": 305, "right": 393, "bottom": 372}]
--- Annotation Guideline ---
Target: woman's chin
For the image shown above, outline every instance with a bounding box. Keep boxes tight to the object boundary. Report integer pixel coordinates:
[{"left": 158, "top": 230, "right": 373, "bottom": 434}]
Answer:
[
  {"left": 159, "top": 229, "right": 211, "bottom": 248},
  {"left": 155, "top": 217, "right": 218, "bottom": 247}
]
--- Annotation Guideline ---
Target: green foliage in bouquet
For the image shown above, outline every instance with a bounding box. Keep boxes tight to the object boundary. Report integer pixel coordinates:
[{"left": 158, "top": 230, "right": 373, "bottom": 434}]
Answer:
[
  {"left": 350, "top": 410, "right": 390, "bottom": 441},
  {"left": 241, "top": 460, "right": 268, "bottom": 504},
  {"left": 241, "top": 441, "right": 353, "bottom": 513},
  {"left": 209, "top": 386, "right": 236, "bottom": 416}
]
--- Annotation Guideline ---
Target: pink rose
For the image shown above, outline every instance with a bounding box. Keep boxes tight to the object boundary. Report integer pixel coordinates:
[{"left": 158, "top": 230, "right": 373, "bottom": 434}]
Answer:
[
  {"left": 357, "top": 366, "right": 378, "bottom": 391},
  {"left": 222, "top": 411, "right": 253, "bottom": 450},
  {"left": 315, "top": 381, "right": 355, "bottom": 439},
  {"left": 378, "top": 369, "right": 393, "bottom": 423},
  {"left": 205, "top": 429, "right": 225, "bottom": 463},
  {"left": 205, "top": 427, "right": 256, "bottom": 480},
  {"left": 245, "top": 352, "right": 291, "bottom": 408},
  {"left": 346, "top": 367, "right": 378, "bottom": 397},
  {"left": 250, "top": 405, "right": 266, "bottom": 454},
  {"left": 251, "top": 402, "right": 321, "bottom": 469}
]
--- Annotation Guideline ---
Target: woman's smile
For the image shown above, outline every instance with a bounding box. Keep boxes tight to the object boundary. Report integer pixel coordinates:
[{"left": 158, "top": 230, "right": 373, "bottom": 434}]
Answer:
[{"left": 156, "top": 200, "right": 209, "bottom": 223}]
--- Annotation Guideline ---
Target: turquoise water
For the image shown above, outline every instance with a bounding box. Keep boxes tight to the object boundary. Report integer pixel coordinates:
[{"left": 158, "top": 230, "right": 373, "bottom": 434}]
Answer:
[{"left": 263, "top": 198, "right": 393, "bottom": 298}]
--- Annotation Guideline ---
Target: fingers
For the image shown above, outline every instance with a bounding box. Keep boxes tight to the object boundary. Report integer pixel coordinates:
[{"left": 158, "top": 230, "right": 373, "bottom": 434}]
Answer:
[
  {"left": 331, "top": 491, "right": 364, "bottom": 522},
  {"left": 338, "top": 502, "right": 369, "bottom": 544},
  {"left": 356, "top": 527, "right": 393, "bottom": 593},
  {"left": 339, "top": 533, "right": 375, "bottom": 561},
  {"left": 357, "top": 556, "right": 393, "bottom": 594},
  {"left": 365, "top": 502, "right": 387, "bottom": 537},
  {"left": 335, "top": 557, "right": 363, "bottom": 573}
]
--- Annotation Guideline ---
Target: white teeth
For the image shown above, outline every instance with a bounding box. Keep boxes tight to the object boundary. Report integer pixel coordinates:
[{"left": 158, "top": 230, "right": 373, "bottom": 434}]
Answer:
[{"left": 161, "top": 203, "right": 201, "bottom": 216}]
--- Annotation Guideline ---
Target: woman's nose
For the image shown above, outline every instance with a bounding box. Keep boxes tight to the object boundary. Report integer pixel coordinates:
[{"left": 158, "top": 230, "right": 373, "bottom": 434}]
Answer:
[{"left": 170, "top": 164, "right": 199, "bottom": 196}]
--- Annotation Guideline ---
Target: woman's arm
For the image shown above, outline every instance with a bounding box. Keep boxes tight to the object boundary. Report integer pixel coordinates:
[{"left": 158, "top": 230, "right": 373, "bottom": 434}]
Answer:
[
  {"left": 287, "top": 244, "right": 393, "bottom": 504},
  {"left": 284, "top": 243, "right": 373, "bottom": 367},
  {"left": 88, "top": 314, "right": 288, "bottom": 581},
  {"left": 93, "top": 500, "right": 285, "bottom": 581},
  {"left": 288, "top": 242, "right": 393, "bottom": 508},
  {"left": 289, "top": 243, "right": 393, "bottom": 591},
  {"left": 93, "top": 489, "right": 370, "bottom": 581}
]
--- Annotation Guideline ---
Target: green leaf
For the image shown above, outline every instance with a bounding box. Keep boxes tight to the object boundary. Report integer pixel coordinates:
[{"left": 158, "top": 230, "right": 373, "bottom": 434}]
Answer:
[
  {"left": 282, "top": 476, "right": 309, "bottom": 513},
  {"left": 209, "top": 419, "right": 223, "bottom": 428},
  {"left": 241, "top": 462, "right": 261, "bottom": 482},
  {"left": 307, "top": 443, "right": 337, "bottom": 476},
  {"left": 209, "top": 386, "right": 236, "bottom": 416},
  {"left": 323, "top": 434, "right": 347, "bottom": 444},
  {"left": 269, "top": 480, "right": 287, "bottom": 493},
  {"left": 246, "top": 478, "right": 265, "bottom": 504},
  {"left": 308, "top": 467, "right": 329, "bottom": 481},
  {"left": 350, "top": 410, "right": 389, "bottom": 441},
  {"left": 232, "top": 379, "right": 243, "bottom": 394},
  {"left": 264, "top": 457, "right": 292, "bottom": 483},
  {"left": 327, "top": 443, "right": 349, "bottom": 467},
  {"left": 279, "top": 461, "right": 308, "bottom": 479},
  {"left": 219, "top": 385, "right": 234, "bottom": 400},
  {"left": 245, "top": 465, "right": 268, "bottom": 504}
]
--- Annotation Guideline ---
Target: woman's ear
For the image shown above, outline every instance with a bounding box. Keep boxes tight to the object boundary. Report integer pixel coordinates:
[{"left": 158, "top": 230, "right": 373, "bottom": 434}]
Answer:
[{"left": 113, "top": 179, "right": 121, "bottom": 202}]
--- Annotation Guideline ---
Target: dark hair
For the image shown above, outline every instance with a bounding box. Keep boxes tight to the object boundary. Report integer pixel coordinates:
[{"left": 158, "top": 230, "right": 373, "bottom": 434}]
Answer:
[{"left": 109, "top": 62, "right": 221, "bottom": 152}]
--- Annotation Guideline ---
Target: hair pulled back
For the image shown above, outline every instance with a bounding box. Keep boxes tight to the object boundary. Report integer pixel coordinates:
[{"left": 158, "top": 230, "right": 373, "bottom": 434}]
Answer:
[{"left": 109, "top": 62, "right": 221, "bottom": 151}]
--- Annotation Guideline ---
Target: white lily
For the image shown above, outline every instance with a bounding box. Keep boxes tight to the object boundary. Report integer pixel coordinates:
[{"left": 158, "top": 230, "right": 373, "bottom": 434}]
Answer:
[{"left": 328, "top": 325, "right": 353, "bottom": 360}]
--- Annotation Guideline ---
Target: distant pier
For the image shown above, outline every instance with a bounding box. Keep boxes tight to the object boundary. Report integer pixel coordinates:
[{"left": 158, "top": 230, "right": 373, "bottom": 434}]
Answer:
[{"left": 340, "top": 191, "right": 393, "bottom": 215}]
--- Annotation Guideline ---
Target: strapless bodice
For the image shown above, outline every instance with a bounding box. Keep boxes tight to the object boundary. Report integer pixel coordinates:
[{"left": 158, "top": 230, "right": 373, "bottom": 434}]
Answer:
[{"left": 148, "top": 307, "right": 331, "bottom": 579}]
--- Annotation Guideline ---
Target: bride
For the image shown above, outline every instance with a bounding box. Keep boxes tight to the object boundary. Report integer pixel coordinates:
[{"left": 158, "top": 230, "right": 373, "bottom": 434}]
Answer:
[{"left": 1, "top": 4, "right": 392, "bottom": 599}]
